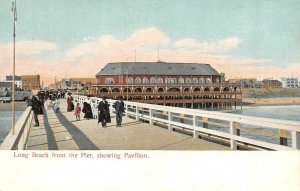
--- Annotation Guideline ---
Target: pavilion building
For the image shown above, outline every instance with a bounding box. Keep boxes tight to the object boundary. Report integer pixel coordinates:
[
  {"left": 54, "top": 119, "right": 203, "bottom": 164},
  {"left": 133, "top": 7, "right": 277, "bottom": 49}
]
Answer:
[{"left": 91, "top": 61, "right": 242, "bottom": 109}]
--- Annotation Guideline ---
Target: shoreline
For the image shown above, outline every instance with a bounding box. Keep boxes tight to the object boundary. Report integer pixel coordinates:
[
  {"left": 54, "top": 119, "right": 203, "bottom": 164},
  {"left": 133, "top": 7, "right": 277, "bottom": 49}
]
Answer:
[
  {"left": 0, "top": 102, "right": 28, "bottom": 111},
  {"left": 242, "top": 97, "right": 300, "bottom": 107}
]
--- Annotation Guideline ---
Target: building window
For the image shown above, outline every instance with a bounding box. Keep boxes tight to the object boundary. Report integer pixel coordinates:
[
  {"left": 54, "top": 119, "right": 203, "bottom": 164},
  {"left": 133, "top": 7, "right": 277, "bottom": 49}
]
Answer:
[
  {"left": 170, "top": 78, "right": 177, "bottom": 84},
  {"left": 127, "top": 77, "right": 133, "bottom": 84},
  {"left": 199, "top": 78, "right": 204, "bottom": 84},
  {"left": 157, "top": 77, "right": 163, "bottom": 84},
  {"left": 185, "top": 78, "right": 191, "bottom": 84},
  {"left": 105, "top": 78, "right": 114, "bottom": 84},
  {"left": 216, "top": 78, "right": 220, "bottom": 83},
  {"left": 135, "top": 77, "right": 141, "bottom": 84},
  {"left": 142, "top": 77, "right": 149, "bottom": 84},
  {"left": 192, "top": 78, "right": 198, "bottom": 84},
  {"left": 165, "top": 78, "right": 170, "bottom": 84},
  {"left": 206, "top": 78, "right": 211, "bottom": 84},
  {"left": 178, "top": 77, "right": 184, "bottom": 84},
  {"left": 150, "top": 77, "right": 156, "bottom": 84}
]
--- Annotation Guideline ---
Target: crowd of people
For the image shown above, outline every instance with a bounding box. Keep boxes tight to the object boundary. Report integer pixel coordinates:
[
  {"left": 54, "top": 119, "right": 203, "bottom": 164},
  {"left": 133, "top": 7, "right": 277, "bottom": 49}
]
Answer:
[
  {"left": 28, "top": 90, "right": 126, "bottom": 128},
  {"left": 27, "top": 90, "right": 71, "bottom": 127}
]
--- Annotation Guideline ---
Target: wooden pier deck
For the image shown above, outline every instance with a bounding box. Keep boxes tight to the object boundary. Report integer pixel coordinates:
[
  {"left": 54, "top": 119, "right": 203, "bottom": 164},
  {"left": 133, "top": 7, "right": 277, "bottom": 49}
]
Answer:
[{"left": 26, "top": 99, "right": 229, "bottom": 150}]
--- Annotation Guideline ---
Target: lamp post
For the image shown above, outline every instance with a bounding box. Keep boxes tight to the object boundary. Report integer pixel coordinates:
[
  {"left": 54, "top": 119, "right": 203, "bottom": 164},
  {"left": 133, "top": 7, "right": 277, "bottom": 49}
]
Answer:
[{"left": 11, "top": 0, "right": 17, "bottom": 135}]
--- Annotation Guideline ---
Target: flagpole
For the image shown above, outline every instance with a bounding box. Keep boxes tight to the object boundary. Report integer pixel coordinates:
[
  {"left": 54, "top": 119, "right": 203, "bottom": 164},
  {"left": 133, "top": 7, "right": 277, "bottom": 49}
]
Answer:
[{"left": 12, "top": 0, "right": 17, "bottom": 135}]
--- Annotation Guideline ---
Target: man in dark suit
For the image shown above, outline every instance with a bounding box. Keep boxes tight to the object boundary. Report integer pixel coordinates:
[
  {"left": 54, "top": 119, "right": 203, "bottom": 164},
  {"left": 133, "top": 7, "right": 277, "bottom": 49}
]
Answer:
[
  {"left": 98, "top": 96, "right": 111, "bottom": 127},
  {"left": 113, "top": 96, "right": 125, "bottom": 127},
  {"left": 32, "top": 95, "right": 43, "bottom": 127}
]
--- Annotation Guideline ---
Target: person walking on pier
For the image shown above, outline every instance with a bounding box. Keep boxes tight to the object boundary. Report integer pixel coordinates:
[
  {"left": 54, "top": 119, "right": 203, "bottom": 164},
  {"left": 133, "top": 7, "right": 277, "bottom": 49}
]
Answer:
[
  {"left": 32, "top": 95, "right": 43, "bottom": 127},
  {"left": 113, "top": 96, "right": 125, "bottom": 127},
  {"left": 74, "top": 103, "right": 81, "bottom": 121},
  {"left": 82, "top": 97, "right": 93, "bottom": 120},
  {"left": 97, "top": 96, "right": 111, "bottom": 127},
  {"left": 53, "top": 98, "right": 60, "bottom": 113},
  {"left": 67, "top": 93, "right": 74, "bottom": 112}
]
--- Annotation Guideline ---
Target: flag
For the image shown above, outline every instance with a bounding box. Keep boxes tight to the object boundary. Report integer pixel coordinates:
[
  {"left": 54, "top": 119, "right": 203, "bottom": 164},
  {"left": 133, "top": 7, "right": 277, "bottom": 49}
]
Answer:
[{"left": 11, "top": 0, "right": 17, "bottom": 23}]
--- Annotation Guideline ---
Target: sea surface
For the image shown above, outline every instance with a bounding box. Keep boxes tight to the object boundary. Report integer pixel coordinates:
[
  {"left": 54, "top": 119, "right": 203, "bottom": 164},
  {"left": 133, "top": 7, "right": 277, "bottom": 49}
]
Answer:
[
  {"left": 227, "top": 105, "right": 300, "bottom": 146},
  {"left": 0, "top": 111, "right": 24, "bottom": 144}
]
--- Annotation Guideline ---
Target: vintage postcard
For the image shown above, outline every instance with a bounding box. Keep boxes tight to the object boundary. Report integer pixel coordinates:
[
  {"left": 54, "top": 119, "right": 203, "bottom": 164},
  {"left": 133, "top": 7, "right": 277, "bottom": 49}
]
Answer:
[{"left": 0, "top": 0, "right": 299, "bottom": 190}]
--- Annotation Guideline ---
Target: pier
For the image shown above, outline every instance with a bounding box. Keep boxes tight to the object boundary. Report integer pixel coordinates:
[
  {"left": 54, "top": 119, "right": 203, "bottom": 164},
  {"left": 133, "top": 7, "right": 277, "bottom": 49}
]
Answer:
[{"left": 1, "top": 95, "right": 299, "bottom": 150}]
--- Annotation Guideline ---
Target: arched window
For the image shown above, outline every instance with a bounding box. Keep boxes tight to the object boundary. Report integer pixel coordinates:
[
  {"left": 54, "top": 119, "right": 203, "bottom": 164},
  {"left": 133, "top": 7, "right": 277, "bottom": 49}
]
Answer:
[
  {"left": 192, "top": 78, "right": 198, "bottom": 84},
  {"left": 173, "top": 78, "right": 177, "bottom": 84},
  {"left": 206, "top": 78, "right": 211, "bottom": 84},
  {"left": 105, "top": 78, "right": 114, "bottom": 84},
  {"left": 142, "top": 77, "right": 149, "bottom": 84},
  {"left": 178, "top": 77, "right": 184, "bottom": 84},
  {"left": 150, "top": 77, "right": 156, "bottom": 84},
  {"left": 165, "top": 78, "right": 172, "bottom": 84},
  {"left": 135, "top": 77, "right": 141, "bottom": 84},
  {"left": 185, "top": 78, "right": 191, "bottom": 84},
  {"left": 199, "top": 77, "right": 204, "bottom": 84},
  {"left": 157, "top": 77, "right": 163, "bottom": 84},
  {"left": 127, "top": 77, "right": 133, "bottom": 84}
]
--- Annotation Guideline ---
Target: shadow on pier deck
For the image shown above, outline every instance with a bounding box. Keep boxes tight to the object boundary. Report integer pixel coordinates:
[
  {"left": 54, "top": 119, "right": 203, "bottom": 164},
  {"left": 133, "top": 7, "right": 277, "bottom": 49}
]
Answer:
[{"left": 26, "top": 99, "right": 229, "bottom": 150}]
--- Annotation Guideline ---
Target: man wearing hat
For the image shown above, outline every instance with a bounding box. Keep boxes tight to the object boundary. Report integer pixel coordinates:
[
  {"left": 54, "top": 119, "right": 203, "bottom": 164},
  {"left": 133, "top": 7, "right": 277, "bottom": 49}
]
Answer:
[
  {"left": 113, "top": 96, "right": 125, "bottom": 127},
  {"left": 97, "top": 96, "right": 111, "bottom": 127}
]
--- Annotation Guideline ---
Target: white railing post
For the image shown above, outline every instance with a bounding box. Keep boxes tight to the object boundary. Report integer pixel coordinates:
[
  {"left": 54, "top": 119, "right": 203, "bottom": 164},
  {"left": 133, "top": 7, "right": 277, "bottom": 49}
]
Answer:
[
  {"left": 230, "top": 121, "right": 238, "bottom": 150},
  {"left": 292, "top": 131, "right": 300, "bottom": 150},
  {"left": 125, "top": 104, "right": 128, "bottom": 117},
  {"left": 136, "top": 106, "right": 139, "bottom": 121},
  {"left": 168, "top": 111, "right": 173, "bottom": 131},
  {"left": 149, "top": 109, "right": 153, "bottom": 125},
  {"left": 193, "top": 115, "right": 199, "bottom": 139}
]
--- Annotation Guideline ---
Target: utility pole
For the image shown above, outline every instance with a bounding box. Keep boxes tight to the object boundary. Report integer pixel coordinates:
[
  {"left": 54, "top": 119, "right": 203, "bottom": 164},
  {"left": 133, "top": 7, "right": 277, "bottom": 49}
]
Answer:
[{"left": 11, "top": 0, "right": 17, "bottom": 135}]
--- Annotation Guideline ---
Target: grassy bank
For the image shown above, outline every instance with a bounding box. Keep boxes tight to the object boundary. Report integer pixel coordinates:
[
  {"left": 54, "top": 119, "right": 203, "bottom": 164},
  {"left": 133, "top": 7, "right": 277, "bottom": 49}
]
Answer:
[{"left": 242, "top": 88, "right": 300, "bottom": 98}]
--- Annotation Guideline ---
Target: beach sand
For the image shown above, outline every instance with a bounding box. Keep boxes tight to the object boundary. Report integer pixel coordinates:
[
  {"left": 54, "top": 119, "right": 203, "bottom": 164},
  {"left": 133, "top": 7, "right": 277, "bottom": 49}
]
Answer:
[
  {"left": 243, "top": 97, "right": 300, "bottom": 106},
  {"left": 0, "top": 102, "right": 28, "bottom": 111}
]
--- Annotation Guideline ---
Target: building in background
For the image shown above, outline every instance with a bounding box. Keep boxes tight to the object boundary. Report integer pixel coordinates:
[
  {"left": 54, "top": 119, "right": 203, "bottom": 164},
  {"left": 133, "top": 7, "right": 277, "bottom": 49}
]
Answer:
[
  {"left": 47, "top": 78, "right": 96, "bottom": 90},
  {"left": 5, "top": 75, "right": 22, "bottom": 89},
  {"left": 22, "top": 75, "right": 41, "bottom": 90},
  {"left": 258, "top": 79, "right": 282, "bottom": 88},
  {"left": 91, "top": 62, "right": 242, "bottom": 109},
  {"left": 227, "top": 78, "right": 258, "bottom": 88},
  {"left": 281, "top": 77, "right": 298, "bottom": 88},
  {"left": 0, "top": 82, "right": 17, "bottom": 91}
]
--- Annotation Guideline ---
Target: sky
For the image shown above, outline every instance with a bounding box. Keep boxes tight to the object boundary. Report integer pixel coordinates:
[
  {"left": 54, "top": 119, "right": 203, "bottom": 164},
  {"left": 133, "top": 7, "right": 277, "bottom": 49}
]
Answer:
[{"left": 0, "top": 0, "right": 300, "bottom": 85}]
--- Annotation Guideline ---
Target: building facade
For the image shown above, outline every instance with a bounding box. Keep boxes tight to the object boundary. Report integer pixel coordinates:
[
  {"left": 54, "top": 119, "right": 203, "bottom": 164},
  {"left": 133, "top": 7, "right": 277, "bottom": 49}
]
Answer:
[
  {"left": 91, "top": 62, "right": 242, "bottom": 109},
  {"left": 228, "top": 78, "right": 258, "bottom": 88},
  {"left": 22, "top": 75, "right": 41, "bottom": 90},
  {"left": 6, "top": 75, "right": 22, "bottom": 89},
  {"left": 281, "top": 77, "right": 298, "bottom": 88},
  {"left": 0, "top": 82, "right": 17, "bottom": 91},
  {"left": 258, "top": 79, "right": 282, "bottom": 88},
  {"left": 48, "top": 78, "right": 96, "bottom": 90}
]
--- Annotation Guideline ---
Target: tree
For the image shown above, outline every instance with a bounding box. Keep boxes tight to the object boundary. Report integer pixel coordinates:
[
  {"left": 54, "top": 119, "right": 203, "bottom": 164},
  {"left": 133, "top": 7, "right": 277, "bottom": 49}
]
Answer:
[{"left": 220, "top": 72, "right": 226, "bottom": 83}]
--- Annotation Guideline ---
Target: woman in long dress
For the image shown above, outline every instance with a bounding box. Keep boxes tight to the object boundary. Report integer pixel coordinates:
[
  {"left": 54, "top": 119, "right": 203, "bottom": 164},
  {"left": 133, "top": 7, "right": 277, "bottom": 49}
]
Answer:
[
  {"left": 67, "top": 93, "right": 74, "bottom": 112},
  {"left": 82, "top": 98, "right": 93, "bottom": 119},
  {"left": 98, "top": 97, "right": 111, "bottom": 127}
]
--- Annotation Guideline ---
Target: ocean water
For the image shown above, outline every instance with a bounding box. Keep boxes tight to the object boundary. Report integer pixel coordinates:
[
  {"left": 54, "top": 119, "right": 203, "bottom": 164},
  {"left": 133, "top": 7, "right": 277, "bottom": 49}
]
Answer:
[
  {"left": 232, "top": 105, "right": 300, "bottom": 122},
  {"left": 221, "top": 105, "right": 300, "bottom": 146},
  {"left": 0, "top": 111, "right": 24, "bottom": 144}
]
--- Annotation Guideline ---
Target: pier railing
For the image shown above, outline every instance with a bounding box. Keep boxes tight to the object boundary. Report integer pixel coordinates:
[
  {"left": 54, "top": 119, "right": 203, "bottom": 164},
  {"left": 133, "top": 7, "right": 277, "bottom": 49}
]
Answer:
[
  {"left": 0, "top": 106, "right": 33, "bottom": 150},
  {"left": 74, "top": 95, "right": 300, "bottom": 151}
]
